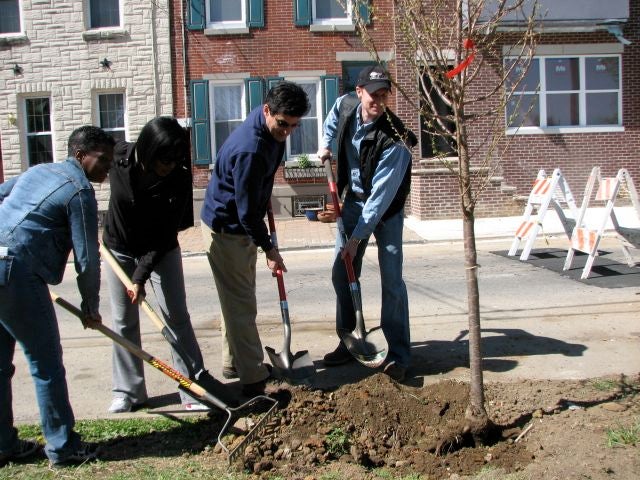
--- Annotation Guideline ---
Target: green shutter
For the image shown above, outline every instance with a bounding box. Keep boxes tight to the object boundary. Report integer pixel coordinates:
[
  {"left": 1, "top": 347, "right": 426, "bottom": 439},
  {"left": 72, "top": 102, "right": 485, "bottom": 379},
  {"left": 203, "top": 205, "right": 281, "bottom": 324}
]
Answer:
[
  {"left": 322, "top": 75, "right": 340, "bottom": 154},
  {"left": 358, "top": 0, "right": 371, "bottom": 26},
  {"left": 188, "top": 0, "right": 205, "bottom": 30},
  {"left": 248, "top": 0, "right": 264, "bottom": 27},
  {"left": 321, "top": 75, "right": 340, "bottom": 119},
  {"left": 266, "top": 76, "right": 285, "bottom": 93},
  {"left": 294, "top": 0, "right": 311, "bottom": 26},
  {"left": 245, "top": 77, "right": 265, "bottom": 114},
  {"left": 190, "top": 80, "right": 211, "bottom": 165}
]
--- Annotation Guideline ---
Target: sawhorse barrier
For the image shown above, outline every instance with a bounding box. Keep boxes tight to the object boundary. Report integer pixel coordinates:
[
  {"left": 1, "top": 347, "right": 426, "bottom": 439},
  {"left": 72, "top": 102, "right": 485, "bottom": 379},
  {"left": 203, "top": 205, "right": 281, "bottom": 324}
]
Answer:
[
  {"left": 564, "top": 167, "right": 640, "bottom": 279},
  {"left": 508, "top": 168, "right": 578, "bottom": 260}
]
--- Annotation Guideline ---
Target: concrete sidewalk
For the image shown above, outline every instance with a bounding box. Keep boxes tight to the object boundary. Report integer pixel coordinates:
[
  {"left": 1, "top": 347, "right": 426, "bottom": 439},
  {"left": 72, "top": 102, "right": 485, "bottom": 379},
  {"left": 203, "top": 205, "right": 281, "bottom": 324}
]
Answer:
[{"left": 178, "top": 206, "right": 640, "bottom": 254}]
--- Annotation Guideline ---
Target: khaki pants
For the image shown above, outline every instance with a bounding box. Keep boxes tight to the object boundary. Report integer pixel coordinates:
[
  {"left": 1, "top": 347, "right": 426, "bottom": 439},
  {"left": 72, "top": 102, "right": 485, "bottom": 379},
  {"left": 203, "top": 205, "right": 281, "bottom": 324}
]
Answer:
[{"left": 200, "top": 223, "right": 270, "bottom": 385}]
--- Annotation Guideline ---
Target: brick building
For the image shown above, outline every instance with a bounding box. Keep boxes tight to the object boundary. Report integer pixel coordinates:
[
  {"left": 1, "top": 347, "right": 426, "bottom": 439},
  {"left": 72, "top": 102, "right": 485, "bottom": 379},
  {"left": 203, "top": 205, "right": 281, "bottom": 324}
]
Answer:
[
  {"left": 176, "top": 0, "right": 638, "bottom": 221},
  {"left": 2, "top": 1, "right": 638, "bottom": 222},
  {"left": 396, "top": 0, "right": 639, "bottom": 220}
]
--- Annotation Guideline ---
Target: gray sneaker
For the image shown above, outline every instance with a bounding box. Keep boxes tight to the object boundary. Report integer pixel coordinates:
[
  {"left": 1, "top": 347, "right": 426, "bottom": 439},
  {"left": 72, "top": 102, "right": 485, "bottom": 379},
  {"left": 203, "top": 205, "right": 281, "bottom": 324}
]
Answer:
[{"left": 108, "top": 397, "right": 133, "bottom": 414}]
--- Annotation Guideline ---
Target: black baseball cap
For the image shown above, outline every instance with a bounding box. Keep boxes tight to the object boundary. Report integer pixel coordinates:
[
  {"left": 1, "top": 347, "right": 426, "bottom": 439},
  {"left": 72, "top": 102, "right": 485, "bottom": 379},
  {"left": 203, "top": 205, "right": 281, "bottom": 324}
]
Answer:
[{"left": 356, "top": 65, "right": 392, "bottom": 94}]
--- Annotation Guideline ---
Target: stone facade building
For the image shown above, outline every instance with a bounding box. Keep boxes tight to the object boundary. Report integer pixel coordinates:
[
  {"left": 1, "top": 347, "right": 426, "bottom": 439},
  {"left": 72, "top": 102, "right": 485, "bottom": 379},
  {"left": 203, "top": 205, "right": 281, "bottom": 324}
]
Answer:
[{"left": 0, "top": 0, "right": 175, "bottom": 210}]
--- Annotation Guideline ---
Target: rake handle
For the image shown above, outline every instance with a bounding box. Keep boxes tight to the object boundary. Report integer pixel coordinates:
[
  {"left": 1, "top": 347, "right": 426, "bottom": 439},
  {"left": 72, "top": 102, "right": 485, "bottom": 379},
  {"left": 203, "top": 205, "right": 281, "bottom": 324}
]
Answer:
[{"left": 49, "top": 292, "right": 228, "bottom": 411}]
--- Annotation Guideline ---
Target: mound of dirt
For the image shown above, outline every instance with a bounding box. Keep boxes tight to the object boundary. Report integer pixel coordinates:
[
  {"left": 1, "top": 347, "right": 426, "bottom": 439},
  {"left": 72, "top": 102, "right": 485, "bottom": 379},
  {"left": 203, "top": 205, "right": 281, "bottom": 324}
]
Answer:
[{"left": 213, "top": 373, "right": 639, "bottom": 479}]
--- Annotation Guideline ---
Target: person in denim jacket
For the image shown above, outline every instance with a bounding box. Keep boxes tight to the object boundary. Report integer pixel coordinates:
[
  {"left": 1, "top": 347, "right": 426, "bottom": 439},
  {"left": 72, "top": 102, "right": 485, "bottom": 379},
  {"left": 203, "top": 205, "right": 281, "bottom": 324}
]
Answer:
[{"left": 0, "top": 126, "right": 114, "bottom": 467}]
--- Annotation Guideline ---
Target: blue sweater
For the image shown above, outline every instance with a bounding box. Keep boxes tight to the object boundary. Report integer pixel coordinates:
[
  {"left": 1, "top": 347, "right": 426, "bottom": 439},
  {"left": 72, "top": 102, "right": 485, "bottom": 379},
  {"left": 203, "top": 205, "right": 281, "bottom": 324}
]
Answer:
[{"left": 201, "top": 107, "right": 284, "bottom": 251}]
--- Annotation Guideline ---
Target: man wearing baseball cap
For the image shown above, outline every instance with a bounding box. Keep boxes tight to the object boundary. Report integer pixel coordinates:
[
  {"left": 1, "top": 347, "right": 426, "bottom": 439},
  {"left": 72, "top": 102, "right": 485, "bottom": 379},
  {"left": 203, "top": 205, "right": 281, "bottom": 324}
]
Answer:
[{"left": 317, "top": 65, "right": 417, "bottom": 382}]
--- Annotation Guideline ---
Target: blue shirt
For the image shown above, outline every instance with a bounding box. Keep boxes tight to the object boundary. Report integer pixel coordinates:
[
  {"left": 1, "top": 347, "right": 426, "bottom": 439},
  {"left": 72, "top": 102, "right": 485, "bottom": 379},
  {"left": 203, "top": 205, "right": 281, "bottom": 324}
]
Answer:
[
  {"left": 201, "top": 106, "right": 284, "bottom": 251},
  {"left": 0, "top": 158, "right": 101, "bottom": 315},
  {"left": 321, "top": 94, "right": 411, "bottom": 239}
]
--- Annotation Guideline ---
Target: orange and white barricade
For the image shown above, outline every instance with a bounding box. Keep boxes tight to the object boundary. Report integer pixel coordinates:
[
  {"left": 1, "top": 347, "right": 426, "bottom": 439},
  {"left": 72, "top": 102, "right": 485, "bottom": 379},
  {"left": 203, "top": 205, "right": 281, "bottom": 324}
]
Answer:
[
  {"left": 508, "top": 168, "right": 578, "bottom": 260},
  {"left": 564, "top": 167, "right": 640, "bottom": 279}
]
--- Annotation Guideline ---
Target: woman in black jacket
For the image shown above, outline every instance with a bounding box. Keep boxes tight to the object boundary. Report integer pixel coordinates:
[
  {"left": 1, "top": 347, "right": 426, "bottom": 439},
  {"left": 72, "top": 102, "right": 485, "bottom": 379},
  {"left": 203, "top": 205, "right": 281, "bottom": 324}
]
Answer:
[{"left": 102, "top": 117, "right": 221, "bottom": 413}]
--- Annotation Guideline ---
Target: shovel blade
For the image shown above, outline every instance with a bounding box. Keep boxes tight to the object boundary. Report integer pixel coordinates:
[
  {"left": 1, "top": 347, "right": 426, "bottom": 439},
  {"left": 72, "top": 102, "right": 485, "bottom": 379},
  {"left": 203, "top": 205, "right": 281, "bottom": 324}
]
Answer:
[
  {"left": 338, "top": 326, "right": 388, "bottom": 368},
  {"left": 265, "top": 346, "right": 316, "bottom": 384}
]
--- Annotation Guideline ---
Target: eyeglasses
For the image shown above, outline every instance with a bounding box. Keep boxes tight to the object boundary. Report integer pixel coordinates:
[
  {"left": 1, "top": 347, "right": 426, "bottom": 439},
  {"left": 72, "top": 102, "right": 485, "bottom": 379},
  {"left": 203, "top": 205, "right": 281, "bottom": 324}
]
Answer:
[{"left": 275, "top": 118, "right": 300, "bottom": 129}]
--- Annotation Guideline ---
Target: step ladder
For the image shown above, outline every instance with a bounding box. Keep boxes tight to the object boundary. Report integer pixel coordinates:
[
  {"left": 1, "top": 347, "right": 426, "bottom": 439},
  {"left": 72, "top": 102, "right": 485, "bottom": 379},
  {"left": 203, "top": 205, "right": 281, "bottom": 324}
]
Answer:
[{"left": 508, "top": 168, "right": 578, "bottom": 260}]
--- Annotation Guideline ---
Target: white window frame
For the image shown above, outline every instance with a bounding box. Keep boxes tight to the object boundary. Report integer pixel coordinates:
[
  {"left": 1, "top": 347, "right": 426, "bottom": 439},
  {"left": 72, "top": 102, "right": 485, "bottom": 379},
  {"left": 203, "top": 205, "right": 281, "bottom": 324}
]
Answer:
[
  {"left": 208, "top": 80, "right": 247, "bottom": 156},
  {"left": 23, "top": 96, "right": 54, "bottom": 167},
  {"left": 505, "top": 53, "right": 623, "bottom": 135},
  {"left": 312, "top": 0, "right": 352, "bottom": 26},
  {"left": 206, "top": 0, "right": 247, "bottom": 31},
  {"left": 95, "top": 91, "right": 127, "bottom": 143},
  {"left": 283, "top": 77, "right": 323, "bottom": 164},
  {"left": 0, "top": 0, "right": 24, "bottom": 37},
  {"left": 86, "top": 0, "right": 123, "bottom": 30}
]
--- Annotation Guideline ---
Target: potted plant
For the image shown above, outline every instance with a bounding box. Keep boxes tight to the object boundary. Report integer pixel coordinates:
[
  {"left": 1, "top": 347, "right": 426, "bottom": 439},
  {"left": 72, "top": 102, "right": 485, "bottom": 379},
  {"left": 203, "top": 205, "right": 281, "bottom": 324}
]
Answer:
[{"left": 284, "top": 154, "right": 325, "bottom": 180}]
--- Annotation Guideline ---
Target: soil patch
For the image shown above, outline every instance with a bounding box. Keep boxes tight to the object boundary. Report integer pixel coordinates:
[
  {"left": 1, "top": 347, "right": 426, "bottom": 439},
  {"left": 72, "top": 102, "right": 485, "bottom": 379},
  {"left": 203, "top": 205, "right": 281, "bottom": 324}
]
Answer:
[{"left": 201, "top": 373, "right": 639, "bottom": 478}]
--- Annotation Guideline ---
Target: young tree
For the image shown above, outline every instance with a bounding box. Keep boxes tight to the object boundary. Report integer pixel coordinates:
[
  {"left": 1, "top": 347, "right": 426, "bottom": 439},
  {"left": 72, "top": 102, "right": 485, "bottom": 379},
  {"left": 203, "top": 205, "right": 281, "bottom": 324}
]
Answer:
[{"left": 352, "top": 0, "right": 540, "bottom": 447}]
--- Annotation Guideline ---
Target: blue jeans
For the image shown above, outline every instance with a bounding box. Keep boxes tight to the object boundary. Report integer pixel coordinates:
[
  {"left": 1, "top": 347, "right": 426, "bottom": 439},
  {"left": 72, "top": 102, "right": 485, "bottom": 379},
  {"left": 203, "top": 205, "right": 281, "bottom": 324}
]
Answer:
[
  {"left": 332, "top": 200, "right": 411, "bottom": 368},
  {"left": 0, "top": 252, "right": 81, "bottom": 464}
]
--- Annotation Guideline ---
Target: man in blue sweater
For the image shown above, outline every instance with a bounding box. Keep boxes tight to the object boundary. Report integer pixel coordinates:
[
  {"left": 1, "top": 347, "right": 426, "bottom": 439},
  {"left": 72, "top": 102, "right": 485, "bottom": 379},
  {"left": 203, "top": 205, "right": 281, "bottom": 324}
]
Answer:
[{"left": 201, "top": 81, "right": 310, "bottom": 396}]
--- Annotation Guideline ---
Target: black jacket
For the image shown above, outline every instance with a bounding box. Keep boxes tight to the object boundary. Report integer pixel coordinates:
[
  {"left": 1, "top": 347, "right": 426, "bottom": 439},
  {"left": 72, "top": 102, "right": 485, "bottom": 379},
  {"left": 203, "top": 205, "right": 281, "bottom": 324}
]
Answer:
[
  {"left": 102, "top": 141, "right": 193, "bottom": 284},
  {"left": 335, "top": 94, "right": 417, "bottom": 221}
]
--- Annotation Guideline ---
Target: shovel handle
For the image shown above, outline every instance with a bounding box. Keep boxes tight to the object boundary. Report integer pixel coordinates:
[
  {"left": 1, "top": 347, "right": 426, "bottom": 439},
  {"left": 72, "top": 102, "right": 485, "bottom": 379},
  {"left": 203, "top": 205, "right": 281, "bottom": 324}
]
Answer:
[
  {"left": 99, "top": 243, "right": 196, "bottom": 376},
  {"left": 49, "top": 292, "right": 229, "bottom": 411}
]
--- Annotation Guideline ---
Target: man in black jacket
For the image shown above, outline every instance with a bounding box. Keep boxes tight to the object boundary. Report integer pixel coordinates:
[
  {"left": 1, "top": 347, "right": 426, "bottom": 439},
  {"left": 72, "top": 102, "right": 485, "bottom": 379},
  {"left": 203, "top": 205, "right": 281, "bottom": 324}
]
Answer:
[{"left": 317, "top": 66, "right": 417, "bottom": 382}]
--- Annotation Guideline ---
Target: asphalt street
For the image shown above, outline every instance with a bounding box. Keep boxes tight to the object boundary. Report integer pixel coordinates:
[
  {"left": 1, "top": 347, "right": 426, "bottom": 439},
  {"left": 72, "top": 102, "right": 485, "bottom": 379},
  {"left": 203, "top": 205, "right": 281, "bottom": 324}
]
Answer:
[{"left": 9, "top": 231, "right": 640, "bottom": 425}]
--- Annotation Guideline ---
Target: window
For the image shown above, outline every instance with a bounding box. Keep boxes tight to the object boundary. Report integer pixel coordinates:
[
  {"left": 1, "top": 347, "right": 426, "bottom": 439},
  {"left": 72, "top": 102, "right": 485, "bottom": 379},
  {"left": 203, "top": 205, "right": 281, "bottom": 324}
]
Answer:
[
  {"left": 342, "top": 61, "right": 377, "bottom": 93},
  {"left": 25, "top": 98, "right": 53, "bottom": 166},
  {"left": 89, "top": 0, "right": 120, "bottom": 29},
  {"left": 209, "top": 0, "right": 244, "bottom": 26},
  {"left": 189, "top": 75, "right": 337, "bottom": 165},
  {"left": 210, "top": 83, "right": 245, "bottom": 154},
  {"left": 189, "top": 0, "right": 263, "bottom": 30},
  {"left": 505, "top": 55, "right": 622, "bottom": 133},
  {"left": 287, "top": 81, "right": 320, "bottom": 158},
  {"left": 313, "top": 0, "right": 350, "bottom": 25},
  {"left": 295, "top": 0, "right": 369, "bottom": 28},
  {"left": 420, "top": 67, "right": 456, "bottom": 158},
  {"left": 98, "top": 93, "right": 126, "bottom": 143},
  {"left": 0, "top": 0, "right": 20, "bottom": 34}
]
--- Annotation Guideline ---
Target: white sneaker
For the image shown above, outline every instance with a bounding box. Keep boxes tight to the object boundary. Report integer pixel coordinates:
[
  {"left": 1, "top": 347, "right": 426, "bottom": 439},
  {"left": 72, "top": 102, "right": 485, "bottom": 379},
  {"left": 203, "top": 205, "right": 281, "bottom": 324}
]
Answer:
[
  {"left": 184, "top": 402, "right": 210, "bottom": 411},
  {"left": 108, "top": 397, "right": 133, "bottom": 414}
]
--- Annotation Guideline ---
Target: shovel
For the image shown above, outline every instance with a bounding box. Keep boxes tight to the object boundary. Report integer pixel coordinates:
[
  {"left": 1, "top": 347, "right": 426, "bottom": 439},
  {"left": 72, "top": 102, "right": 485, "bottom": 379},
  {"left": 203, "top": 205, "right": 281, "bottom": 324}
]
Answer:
[
  {"left": 322, "top": 157, "right": 388, "bottom": 368},
  {"left": 99, "top": 243, "right": 200, "bottom": 378},
  {"left": 50, "top": 292, "right": 278, "bottom": 463},
  {"left": 264, "top": 200, "right": 316, "bottom": 384}
]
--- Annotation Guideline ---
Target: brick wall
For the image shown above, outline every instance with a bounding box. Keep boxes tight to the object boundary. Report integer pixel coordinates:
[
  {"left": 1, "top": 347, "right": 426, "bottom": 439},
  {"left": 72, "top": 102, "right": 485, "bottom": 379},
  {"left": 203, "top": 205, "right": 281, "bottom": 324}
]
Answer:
[
  {"left": 396, "top": 2, "right": 640, "bottom": 220},
  {"left": 173, "top": 0, "right": 397, "bottom": 190}
]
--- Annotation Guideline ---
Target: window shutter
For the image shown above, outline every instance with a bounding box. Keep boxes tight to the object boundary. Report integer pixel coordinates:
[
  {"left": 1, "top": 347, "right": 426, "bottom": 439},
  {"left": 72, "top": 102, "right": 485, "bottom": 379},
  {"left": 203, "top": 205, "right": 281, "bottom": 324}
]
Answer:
[
  {"left": 245, "top": 77, "right": 265, "bottom": 114},
  {"left": 294, "top": 0, "right": 311, "bottom": 26},
  {"left": 188, "top": 0, "right": 205, "bottom": 30},
  {"left": 322, "top": 75, "right": 340, "bottom": 154},
  {"left": 321, "top": 75, "right": 340, "bottom": 120},
  {"left": 248, "top": 0, "right": 264, "bottom": 27},
  {"left": 358, "top": 0, "right": 371, "bottom": 26},
  {"left": 266, "top": 76, "right": 285, "bottom": 92},
  {"left": 190, "top": 80, "right": 211, "bottom": 165}
]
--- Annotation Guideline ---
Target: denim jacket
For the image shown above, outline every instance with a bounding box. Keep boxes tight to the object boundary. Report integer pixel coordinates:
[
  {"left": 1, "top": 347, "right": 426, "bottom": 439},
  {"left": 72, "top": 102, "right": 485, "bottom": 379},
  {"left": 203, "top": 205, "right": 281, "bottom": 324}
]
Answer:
[{"left": 0, "top": 158, "right": 101, "bottom": 315}]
